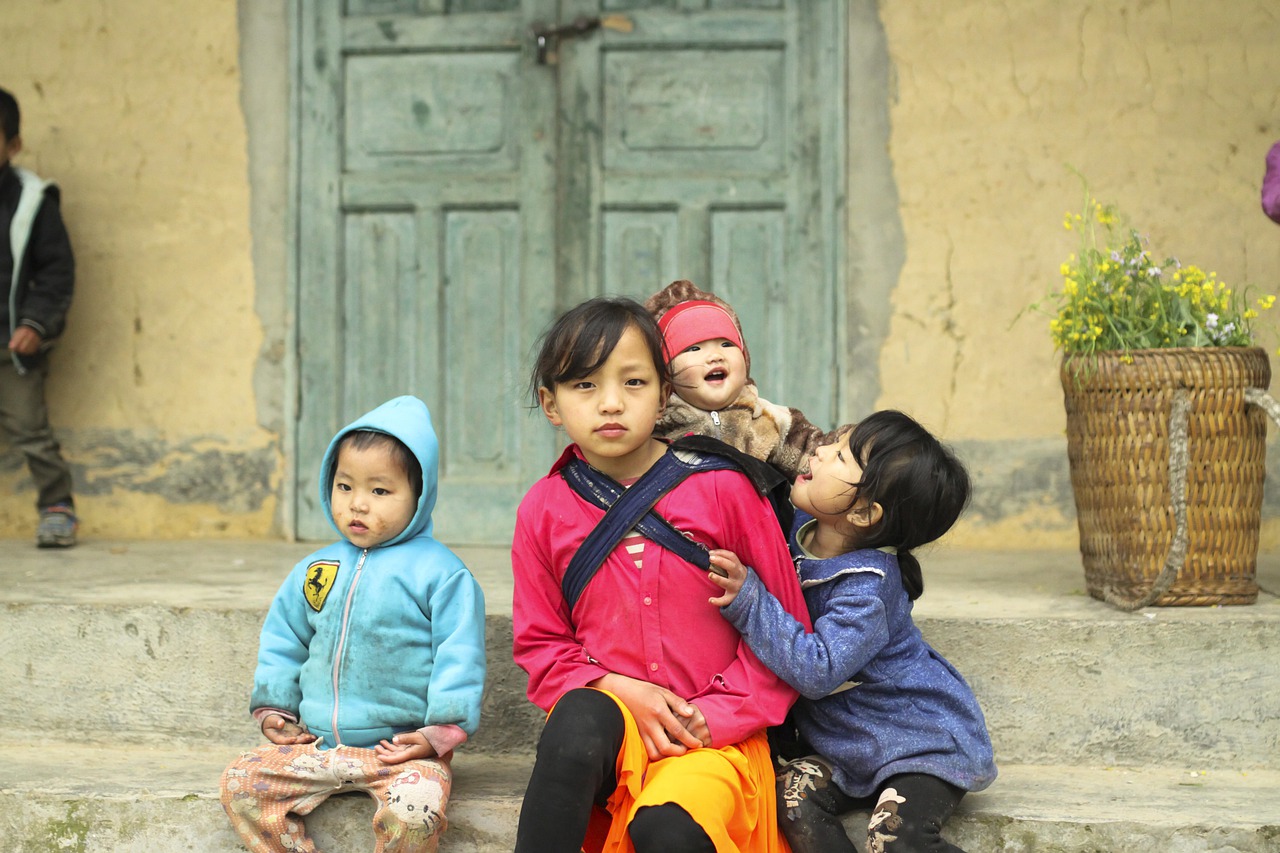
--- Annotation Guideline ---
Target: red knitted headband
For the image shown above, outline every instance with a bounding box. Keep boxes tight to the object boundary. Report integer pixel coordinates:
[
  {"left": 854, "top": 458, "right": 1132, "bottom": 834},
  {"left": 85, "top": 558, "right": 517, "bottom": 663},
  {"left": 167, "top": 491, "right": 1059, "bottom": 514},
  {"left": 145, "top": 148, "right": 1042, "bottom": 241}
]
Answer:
[{"left": 657, "top": 300, "right": 744, "bottom": 362}]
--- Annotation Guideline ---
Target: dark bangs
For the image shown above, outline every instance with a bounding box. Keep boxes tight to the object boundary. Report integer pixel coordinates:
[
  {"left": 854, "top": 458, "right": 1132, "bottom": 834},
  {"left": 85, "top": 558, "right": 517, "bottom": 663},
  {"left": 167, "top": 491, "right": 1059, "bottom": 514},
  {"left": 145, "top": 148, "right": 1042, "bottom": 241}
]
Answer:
[
  {"left": 529, "top": 297, "right": 668, "bottom": 403},
  {"left": 334, "top": 430, "right": 423, "bottom": 498}
]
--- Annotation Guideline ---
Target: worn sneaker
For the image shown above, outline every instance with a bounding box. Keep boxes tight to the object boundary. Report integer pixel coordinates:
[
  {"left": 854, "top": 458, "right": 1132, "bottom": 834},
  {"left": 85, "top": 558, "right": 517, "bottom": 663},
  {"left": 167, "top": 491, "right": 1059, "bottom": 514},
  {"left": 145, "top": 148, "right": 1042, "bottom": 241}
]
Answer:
[{"left": 36, "top": 504, "right": 78, "bottom": 548}]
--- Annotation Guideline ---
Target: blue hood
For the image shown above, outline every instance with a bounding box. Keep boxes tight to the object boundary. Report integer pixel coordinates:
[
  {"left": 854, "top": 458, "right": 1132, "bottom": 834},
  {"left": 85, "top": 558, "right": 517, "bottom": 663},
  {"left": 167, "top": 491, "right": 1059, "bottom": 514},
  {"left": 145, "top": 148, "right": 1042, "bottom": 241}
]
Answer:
[{"left": 318, "top": 395, "right": 439, "bottom": 545}]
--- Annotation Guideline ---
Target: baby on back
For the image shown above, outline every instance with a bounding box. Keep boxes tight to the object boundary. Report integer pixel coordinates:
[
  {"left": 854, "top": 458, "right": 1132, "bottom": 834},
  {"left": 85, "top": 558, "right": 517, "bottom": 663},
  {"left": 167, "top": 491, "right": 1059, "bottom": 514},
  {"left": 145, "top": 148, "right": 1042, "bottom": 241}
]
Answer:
[{"left": 646, "top": 279, "right": 827, "bottom": 480}]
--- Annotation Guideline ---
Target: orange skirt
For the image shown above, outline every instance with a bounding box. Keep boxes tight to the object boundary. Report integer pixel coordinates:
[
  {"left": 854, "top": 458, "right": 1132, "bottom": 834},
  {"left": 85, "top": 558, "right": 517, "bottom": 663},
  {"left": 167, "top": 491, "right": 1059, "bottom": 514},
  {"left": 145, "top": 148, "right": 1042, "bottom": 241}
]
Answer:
[{"left": 576, "top": 689, "right": 790, "bottom": 853}]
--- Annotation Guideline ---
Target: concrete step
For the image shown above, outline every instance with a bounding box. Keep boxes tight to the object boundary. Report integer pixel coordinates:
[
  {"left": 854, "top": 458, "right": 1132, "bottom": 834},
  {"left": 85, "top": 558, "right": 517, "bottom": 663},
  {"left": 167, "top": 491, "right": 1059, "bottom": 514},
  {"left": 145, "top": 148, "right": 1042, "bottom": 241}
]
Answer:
[
  {"left": 4, "top": 539, "right": 1280, "bottom": 852},
  {"left": 1, "top": 743, "right": 1277, "bottom": 852},
  {"left": 2, "top": 540, "right": 1278, "bottom": 768}
]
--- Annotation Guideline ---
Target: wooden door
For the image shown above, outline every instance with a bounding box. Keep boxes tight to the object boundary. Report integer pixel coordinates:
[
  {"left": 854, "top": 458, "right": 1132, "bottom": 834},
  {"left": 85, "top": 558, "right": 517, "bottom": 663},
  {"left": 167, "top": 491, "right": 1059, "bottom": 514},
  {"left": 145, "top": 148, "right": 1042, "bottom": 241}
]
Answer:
[{"left": 294, "top": 0, "right": 845, "bottom": 543}]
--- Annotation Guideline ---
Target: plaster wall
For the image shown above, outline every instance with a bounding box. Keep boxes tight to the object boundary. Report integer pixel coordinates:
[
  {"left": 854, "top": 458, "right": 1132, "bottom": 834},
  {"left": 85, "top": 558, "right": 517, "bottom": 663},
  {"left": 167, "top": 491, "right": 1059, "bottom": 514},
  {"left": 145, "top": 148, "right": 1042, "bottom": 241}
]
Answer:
[
  {"left": 0, "top": 2, "right": 278, "bottom": 537},
  {"left": 876, "top": 0, "right": 1280, "bottom": 547}
]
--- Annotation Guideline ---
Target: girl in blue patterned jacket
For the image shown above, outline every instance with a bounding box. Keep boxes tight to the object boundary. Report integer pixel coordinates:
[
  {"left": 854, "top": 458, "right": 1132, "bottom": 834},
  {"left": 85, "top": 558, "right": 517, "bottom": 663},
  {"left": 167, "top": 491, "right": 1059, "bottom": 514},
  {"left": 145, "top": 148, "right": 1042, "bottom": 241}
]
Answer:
[{"left": 707, "top": 410, "right": 996, "bottom": 853}]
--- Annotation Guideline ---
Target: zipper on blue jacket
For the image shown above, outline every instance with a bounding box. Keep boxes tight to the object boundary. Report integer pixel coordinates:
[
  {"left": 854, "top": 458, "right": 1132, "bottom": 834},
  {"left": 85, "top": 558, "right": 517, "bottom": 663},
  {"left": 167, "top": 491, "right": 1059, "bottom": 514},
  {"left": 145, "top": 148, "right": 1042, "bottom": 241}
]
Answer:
[{"left": 330, "top": 548, "right": 369, "bottom": 745}]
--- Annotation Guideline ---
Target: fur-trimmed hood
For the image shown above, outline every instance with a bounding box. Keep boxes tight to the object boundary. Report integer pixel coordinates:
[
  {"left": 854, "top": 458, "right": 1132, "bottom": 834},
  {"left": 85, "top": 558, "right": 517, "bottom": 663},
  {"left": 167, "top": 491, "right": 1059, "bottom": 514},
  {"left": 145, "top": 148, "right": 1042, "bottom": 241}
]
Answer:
[{"left": 657, "top": 381, "right": 826, "bottom": 481}]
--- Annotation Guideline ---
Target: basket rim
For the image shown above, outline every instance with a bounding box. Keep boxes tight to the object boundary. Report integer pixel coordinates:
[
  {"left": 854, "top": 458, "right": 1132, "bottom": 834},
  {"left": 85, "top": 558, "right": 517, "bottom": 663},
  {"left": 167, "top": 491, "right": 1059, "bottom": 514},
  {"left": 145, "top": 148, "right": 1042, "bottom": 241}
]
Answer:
[{"left": 1060, "top": 346, "right": 1271, "bottom": 390}]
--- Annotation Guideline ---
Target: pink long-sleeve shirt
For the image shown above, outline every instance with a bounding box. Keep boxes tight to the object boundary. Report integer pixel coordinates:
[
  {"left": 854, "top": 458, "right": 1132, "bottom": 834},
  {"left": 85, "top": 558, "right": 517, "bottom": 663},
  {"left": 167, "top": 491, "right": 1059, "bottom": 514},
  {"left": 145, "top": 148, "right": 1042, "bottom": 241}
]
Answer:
[{"left": 512, "top": 445, "right": 812, "bottom": 748}]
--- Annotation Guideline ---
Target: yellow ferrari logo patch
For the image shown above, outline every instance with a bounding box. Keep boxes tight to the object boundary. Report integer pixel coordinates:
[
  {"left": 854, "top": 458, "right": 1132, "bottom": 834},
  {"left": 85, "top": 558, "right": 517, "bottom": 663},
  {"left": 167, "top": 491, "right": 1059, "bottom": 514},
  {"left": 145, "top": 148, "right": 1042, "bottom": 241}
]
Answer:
[{"left": 304, "top": 561, "right": 339, "bottom": 612}]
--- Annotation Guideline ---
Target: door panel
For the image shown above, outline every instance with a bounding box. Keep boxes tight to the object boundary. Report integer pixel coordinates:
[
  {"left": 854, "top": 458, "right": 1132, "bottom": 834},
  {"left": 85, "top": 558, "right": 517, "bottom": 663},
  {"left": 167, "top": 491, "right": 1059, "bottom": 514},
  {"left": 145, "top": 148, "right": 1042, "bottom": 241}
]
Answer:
[
  {"left": 344, "top": 54, "right": 520, "bottom": 169},
  {"left": 440, "top": 209, "right": 525, "bottom": 481},
  {"left": 295, "top": 0, "right": 844, "bottom": 543},
  {"left": 601, "top": 50, "right": 784, "bottom": 170},
  {"left": 340, "top": 211, "right": 419, "bottom": 418},
  {"left": 603, "top": 213, "right": 680, "bottom": 296}
]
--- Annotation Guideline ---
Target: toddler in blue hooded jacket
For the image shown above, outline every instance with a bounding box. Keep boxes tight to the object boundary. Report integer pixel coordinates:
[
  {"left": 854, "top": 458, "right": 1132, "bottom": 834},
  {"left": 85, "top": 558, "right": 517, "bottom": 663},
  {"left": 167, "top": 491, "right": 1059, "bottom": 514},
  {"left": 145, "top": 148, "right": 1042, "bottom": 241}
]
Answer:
[{"left": 220, "top": 396, "right": 486, "bottom": 853}]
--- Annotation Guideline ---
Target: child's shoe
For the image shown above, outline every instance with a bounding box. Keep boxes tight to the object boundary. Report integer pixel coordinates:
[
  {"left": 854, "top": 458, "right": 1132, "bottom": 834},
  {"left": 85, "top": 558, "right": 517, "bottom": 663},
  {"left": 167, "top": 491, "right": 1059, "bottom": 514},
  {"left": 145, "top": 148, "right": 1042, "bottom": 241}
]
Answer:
[{"left": 37, "top": 503, "right": 78, "bottom": 548}]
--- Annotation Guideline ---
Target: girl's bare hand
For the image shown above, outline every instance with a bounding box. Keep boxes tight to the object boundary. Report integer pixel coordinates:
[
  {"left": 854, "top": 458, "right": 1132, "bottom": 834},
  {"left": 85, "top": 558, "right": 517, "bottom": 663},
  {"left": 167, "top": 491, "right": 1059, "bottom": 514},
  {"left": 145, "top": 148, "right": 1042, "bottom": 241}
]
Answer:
[
  {"left": 675, "top": 703, "right": 712, "bottom": 747},
  {"left": 593, "top": 672, "right": 704, "bottom": 761},
  {"left": 707, "top": 549, "right": 748, "bottom": 607}
]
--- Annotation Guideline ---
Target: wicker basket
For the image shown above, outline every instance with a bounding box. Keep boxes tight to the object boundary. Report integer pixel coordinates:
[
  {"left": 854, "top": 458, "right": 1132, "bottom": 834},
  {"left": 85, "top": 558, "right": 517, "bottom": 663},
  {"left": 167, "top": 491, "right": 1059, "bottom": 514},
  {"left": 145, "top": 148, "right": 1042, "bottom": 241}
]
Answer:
[{"left": 1061, "top": 347, "right": 1270, "bottom": 606}]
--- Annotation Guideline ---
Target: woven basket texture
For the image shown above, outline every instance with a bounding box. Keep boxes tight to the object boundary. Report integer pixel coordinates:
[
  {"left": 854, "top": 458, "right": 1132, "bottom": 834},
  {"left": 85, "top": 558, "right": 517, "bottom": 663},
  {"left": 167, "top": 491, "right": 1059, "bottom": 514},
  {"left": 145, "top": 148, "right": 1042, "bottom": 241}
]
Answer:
[{"left": 1061, "top": 347, "right": 1270, "bottom": 606}]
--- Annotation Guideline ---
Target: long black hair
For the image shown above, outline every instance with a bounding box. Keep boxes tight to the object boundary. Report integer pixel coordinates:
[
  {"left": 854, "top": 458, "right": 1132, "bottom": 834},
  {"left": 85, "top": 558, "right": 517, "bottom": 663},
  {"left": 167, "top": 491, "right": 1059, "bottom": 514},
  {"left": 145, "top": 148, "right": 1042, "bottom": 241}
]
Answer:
[
  {"left": 841, "top": 410, "right": 971, "bottom": 600},
  {"left": 528, "top": 296, "right": 670, "bottom": 404}
]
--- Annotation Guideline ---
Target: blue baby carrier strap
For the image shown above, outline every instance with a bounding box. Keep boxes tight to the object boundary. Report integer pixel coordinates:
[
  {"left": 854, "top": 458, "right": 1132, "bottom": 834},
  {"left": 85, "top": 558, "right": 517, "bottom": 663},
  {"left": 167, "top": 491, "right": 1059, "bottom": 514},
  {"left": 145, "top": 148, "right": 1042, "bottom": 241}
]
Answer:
[{"left": 559, "top": 447, "right": 737, "bottom": 610}]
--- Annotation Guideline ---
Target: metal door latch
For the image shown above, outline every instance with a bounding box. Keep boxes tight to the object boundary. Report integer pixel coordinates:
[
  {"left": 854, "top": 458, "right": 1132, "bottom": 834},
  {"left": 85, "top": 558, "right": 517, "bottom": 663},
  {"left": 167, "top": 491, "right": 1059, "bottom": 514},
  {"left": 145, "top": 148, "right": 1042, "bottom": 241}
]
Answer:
[{"left": 531, "top": 14, "right": 632, "bottom": 65}]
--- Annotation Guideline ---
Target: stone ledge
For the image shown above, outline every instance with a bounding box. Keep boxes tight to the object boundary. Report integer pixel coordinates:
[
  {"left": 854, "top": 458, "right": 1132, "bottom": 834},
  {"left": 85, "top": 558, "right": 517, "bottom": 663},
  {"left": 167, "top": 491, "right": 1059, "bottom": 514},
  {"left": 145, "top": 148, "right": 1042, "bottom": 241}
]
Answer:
[
  {"left": 4, "top": 597, "right": 1277, "bottom": 767},
  {"left": 4, "top": 539, "right": 1278, "bottom": 622},
  {"left": 2, "top": 743, "right": 1278, "bottom": 852}
]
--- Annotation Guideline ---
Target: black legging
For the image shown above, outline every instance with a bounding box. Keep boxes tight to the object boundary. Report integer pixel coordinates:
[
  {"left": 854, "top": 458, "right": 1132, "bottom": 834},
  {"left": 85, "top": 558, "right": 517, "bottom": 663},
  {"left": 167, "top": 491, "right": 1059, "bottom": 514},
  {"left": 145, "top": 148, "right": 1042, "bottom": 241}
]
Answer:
[
  {"left": 514, "top": 688, "right": 715, "bottom": 853},
  {"left": 778, "top": 755, "right": 967, "bottom": 853}
]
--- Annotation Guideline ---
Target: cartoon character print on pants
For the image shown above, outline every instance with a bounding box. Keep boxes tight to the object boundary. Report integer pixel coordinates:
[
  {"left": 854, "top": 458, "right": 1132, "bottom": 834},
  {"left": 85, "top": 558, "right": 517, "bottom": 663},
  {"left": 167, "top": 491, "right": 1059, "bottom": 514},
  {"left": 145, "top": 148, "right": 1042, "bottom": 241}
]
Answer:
[
  {"left": 866, "top": 787, "right": 906, "bottom": 853},
  {"left": 779, "top": 757, "right": 827, "bottom": 822},
  {"left": 386, "top": 765, "right": 451, "bottom": 837},
  {"left": 222, "top": 751, "right": 266, "bottom": 827},
  {"left": 282, "top": 750, "right": 328, "bottom": 779}
]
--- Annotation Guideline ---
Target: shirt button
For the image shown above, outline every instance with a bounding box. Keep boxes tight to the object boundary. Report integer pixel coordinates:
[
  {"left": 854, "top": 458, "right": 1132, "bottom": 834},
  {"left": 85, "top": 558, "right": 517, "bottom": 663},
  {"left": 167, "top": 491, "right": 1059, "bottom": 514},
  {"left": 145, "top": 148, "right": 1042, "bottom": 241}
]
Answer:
[
  {"left": 650, "top": 662, "right": 659, "bottom": 672},
  {"left": 643, "top": 596, "right": 652, "bottom": 605}
]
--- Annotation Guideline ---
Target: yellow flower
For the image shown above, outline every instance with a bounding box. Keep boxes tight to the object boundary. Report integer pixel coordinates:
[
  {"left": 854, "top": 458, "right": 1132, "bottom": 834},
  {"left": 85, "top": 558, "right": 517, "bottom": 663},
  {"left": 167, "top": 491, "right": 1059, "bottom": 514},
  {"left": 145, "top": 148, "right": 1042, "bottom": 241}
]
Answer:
[{"left": 1041, "top": 186, "right": 1272, "bottom": 355}]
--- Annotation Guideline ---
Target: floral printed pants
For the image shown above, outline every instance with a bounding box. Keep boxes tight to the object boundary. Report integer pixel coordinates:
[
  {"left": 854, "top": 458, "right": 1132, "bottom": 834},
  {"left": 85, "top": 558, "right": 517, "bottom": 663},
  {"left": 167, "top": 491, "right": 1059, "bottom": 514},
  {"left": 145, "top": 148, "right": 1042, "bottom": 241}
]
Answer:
[{"left": 220, "top": 742, "right": 451, "bottom": 853}]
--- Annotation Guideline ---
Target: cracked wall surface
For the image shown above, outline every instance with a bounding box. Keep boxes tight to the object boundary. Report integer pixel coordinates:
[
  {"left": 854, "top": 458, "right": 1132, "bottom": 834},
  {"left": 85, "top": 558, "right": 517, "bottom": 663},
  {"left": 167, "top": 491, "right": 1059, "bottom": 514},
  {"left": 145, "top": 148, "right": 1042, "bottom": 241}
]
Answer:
[
  {"left": 0, "top": 3, "right": 277, "bottom": 538},
  {"left": 878, "top": 0, "right": 1280, "bottom": 546}
]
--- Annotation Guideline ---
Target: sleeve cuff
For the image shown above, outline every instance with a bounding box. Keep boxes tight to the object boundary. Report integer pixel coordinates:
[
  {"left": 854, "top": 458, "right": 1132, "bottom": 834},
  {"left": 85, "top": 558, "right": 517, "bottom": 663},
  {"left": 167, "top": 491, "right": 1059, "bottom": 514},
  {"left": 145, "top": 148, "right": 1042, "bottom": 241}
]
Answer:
[
  {"left": 418, "top": 724, "right": 468, "bottom": 758},
  {"left": 252, "top": 707, "right": 297, "bottom": 725},
  {"left": 719, "top": 567, "right": 762, "bottom": 624}
]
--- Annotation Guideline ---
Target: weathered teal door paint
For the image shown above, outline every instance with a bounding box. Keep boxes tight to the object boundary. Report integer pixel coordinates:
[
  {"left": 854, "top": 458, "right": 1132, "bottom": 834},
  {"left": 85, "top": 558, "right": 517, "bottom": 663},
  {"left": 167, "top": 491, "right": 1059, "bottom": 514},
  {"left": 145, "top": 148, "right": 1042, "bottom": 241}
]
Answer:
[
  {"left": 556, "top": 1, "right": 847, "bottom": 431},
  {"left": 295, "top": 0, "right": 846, "bottom": 543}
]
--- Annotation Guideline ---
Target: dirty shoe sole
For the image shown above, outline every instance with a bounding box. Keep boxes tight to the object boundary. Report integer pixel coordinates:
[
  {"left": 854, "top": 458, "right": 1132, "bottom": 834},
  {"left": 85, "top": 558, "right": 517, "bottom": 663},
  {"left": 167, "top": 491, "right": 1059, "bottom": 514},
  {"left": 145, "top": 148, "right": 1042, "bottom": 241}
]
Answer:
[
  {"left": 37, "top": 531, "right": 77, "bottom": 548},
  {"left": 36, "top": 512, "right": 78, "bottom": 548}
]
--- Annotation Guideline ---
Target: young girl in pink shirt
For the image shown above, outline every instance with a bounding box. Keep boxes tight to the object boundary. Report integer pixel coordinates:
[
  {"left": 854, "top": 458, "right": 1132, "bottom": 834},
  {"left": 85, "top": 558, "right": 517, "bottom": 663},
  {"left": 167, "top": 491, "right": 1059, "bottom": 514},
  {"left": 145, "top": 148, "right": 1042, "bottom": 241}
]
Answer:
[{"left": 511, "top": 296, "right": 811, "bottom": 853}]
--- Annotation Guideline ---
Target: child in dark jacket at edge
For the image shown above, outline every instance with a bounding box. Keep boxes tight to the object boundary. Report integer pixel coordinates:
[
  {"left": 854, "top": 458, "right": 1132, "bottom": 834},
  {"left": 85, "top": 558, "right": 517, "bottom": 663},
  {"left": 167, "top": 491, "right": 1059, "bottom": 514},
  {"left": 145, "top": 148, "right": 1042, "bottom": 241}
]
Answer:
[
  {"left": 219, "top": 395, "right": 486, "bottom": 853},
  {"left": 707, "top": 411, "right": 997, "bottom": 853},
  {"left": 645, "top": 279, "right": 828, "bottom": 481},
  {"left": 0, "top": 86, "right": 79, "bottom": 548}
]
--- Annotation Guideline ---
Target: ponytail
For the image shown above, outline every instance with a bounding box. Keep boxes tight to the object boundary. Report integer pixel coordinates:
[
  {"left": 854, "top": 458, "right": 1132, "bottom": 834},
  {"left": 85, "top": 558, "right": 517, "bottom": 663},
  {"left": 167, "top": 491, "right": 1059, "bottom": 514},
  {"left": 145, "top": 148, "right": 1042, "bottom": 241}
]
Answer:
[{"left": 898, "top": 549, "right": 924, "bottom": 600}]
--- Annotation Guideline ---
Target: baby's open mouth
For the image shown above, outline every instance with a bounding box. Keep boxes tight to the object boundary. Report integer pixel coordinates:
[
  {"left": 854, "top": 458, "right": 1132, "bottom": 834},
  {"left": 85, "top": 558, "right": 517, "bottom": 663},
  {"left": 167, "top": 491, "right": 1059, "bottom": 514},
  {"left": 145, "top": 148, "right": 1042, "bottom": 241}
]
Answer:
[{"left": 706, "top": 369, "right": 727, "bottom": 382}]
